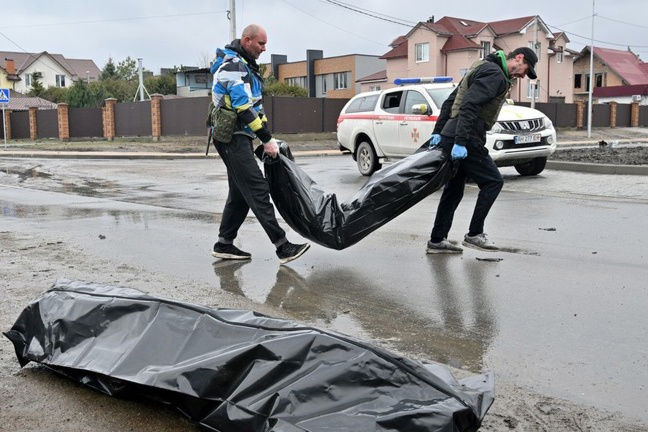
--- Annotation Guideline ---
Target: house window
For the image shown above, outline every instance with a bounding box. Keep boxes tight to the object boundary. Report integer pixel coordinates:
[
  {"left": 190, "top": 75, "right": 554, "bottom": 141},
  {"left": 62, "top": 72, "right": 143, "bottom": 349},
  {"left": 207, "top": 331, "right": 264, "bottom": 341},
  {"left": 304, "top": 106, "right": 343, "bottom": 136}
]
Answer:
[
  {"left": 321, "top": 75, "right": 327, "bottom": 94},
  {"left": 527, "top": 80, "right": 540, "bottom": 99},
  {"left": 415, "top": 43, "right": 429, "bottom": 62},
  {"left": 334, "top": 72, "right": 348, "bottom": 90},
  {"left": 556, "top": 47, "right": 563, "bottom": 63},
  {"left": 25, "top": 74, "right": 33, "bottom": 87},
  {"left": 529, "top": 41, "right": 541, "bottom": 61},
  {"left": 574, "top": 74, "right": 582, "bottom": 89},
  {"left": 369, "top": 85, "right": 381, "bottom": 91},
  {"left": 480, "top": 41, "right": 491, "bottom": 59},
  {"left": 56, "top": 75, "right": 66, "bottom": 87},
  {"left": 286, "top": 76, "right": 307, "bottom": 88},
  {"left": 586, "top": 75, "right": 591, "bottom": 90},
  {"left": 595, "top": 73, "right": 603, "bottom": 87}
]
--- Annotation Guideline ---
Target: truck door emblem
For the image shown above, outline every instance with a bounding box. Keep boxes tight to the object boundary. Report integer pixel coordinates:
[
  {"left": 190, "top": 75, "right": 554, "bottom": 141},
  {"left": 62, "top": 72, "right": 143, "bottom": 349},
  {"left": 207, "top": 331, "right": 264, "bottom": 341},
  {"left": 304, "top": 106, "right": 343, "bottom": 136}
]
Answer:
[{"left": 411, "top": 128, "right": 420, "bottom": 142}]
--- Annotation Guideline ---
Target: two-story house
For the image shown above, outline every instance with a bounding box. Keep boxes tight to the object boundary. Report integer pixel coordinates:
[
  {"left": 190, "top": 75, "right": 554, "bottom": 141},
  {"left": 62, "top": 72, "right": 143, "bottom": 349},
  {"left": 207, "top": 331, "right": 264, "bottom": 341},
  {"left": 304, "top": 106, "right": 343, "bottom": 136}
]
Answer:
[
  {"left": 359, "top": 15, "right": 574, "bottom": 104},
  {"left": 0, "top": 51, "right": 101, "bottom": 93},
  {"left": 268, "top": 50, "right": 386, "bottom": 99},
  {"left": 574, "top": 46, "right": 648, "bottom": 105}
]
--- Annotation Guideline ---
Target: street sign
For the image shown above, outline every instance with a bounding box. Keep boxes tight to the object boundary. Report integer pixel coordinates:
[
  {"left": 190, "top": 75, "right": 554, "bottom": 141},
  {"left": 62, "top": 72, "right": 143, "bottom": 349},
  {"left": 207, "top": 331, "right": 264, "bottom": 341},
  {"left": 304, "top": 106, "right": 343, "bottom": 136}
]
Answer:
[{"left": 0, "top": 88, "right": 10, "bottom": 103}]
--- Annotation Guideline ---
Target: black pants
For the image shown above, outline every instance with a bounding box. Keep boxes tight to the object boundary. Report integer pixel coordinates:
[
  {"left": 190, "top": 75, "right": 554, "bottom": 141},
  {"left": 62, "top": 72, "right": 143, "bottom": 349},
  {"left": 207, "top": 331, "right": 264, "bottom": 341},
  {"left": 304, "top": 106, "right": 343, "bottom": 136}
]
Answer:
[
  {"left": 430, "top": 136, "right": 503, "bottom": 242},
  {"left": 214, "top": 134, "right": 286, "bottom": 246}
]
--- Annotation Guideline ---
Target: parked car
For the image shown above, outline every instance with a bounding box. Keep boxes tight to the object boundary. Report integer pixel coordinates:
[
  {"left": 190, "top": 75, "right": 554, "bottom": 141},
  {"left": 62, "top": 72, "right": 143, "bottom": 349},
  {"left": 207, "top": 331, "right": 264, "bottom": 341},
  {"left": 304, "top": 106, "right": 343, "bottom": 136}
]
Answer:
[{"left": 337, "top": 77, "right": 557, "bottom": 176}]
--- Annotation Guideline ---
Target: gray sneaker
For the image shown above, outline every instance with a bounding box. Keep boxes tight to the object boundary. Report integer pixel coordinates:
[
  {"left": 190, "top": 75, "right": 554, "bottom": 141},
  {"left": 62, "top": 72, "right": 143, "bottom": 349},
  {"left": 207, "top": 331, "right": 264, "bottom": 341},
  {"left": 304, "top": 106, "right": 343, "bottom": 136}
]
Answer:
[
  {"left": 462, "top": 233, "right": 498, "bottom": 251},
  {"left": 426, "top": 239, "right": 463, "bottom": 254}
]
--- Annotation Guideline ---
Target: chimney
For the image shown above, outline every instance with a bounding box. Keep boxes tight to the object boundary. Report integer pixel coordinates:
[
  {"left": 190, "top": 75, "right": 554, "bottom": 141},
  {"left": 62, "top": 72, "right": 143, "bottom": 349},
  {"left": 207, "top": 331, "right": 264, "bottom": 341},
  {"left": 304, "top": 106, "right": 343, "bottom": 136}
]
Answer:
[
  {"left": 427, "top": 16, "right": 435, "bottom": 23},
  {"left": 5, "top": 58, "right": 16, "bottom": 75}
]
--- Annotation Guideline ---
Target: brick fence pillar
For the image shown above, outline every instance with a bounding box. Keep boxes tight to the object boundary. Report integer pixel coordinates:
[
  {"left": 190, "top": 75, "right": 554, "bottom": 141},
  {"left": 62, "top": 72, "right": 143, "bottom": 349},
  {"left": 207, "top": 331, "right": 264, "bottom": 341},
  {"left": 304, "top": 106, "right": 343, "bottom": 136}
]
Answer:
[
  {"left": 57, "top": 103, "right": 70, "bottom": 142},
  {"left": 151, "top": 94, "right": 163, "bottom": 142},
  {"left": 29, "top": 106, "right": 38, "bottom": 140},
  {"left": 609, "top": 101, "right": 617, "bottom": 128},
  {"left": 3, "top": 108, "right": 11, "bottom": 140},
  {"left": 103, "top": 98, "right": 117, "bottom": 141},
  {"left": 575, "top": 100, "right": 584, "bottom": 129},
  {"left": 631, "top": 102, "right": 640, "bottom": 127}
]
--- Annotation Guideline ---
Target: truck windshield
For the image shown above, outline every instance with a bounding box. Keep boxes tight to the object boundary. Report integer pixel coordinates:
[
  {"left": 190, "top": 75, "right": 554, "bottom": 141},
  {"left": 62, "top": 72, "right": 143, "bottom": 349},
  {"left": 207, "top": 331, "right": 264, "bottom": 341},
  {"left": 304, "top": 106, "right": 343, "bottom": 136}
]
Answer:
[{"left": 426, "top": 87, "right": 455, "bottom": 108}]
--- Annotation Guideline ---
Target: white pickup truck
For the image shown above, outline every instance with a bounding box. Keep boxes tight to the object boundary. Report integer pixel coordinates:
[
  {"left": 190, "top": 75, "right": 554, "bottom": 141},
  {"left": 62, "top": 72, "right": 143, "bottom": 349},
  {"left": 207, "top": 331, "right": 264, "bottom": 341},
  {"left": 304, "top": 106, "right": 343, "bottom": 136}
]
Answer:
[{"left": 336, "top": 77, "right": 557, "bottom": 176}]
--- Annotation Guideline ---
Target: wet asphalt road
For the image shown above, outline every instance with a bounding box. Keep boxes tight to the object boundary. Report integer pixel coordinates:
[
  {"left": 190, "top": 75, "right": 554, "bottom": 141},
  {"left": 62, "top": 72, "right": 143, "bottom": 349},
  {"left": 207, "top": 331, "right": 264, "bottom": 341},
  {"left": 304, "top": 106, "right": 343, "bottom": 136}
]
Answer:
[{"left": 1, "top": 155, "right": 647, "bottom": 424}]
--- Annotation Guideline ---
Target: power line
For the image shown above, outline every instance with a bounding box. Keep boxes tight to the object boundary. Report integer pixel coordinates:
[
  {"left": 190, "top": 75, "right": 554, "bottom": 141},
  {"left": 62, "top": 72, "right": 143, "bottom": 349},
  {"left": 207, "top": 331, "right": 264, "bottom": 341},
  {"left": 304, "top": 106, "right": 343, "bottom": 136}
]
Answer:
[
  {"left": 597, "top": 14, "right": 648, "bottom": 30},
  {"left": 317, "top": 0, "right": 416, "bottom": 27},
  {"left": 281, "top": 0, "right": 387, "bottom": 47},
  {"left": 547, "top": 23, "right": 648, "bottom": 49},
  {"left": 0, "top": 31, "right": 67, "bottom": 76}
]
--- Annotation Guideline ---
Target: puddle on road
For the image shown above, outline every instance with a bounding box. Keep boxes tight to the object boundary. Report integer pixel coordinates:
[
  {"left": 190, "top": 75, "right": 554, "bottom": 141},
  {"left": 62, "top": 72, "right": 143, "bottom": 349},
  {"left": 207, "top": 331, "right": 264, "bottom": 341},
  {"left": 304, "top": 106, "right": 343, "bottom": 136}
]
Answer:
[
  {"left": 3, "top": 165, "right": 53, "bottom": 181},
  {"left": 0, "top": 200, "right": 216, "bottom": 224}
]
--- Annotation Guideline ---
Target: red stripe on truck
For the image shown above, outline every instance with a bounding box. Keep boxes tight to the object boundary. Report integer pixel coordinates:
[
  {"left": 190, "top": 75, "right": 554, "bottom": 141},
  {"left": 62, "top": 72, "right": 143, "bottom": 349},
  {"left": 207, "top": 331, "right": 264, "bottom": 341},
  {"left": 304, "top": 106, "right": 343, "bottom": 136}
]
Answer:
[{"left": 337, "top": 113, "right": 438, "bottom": 125}]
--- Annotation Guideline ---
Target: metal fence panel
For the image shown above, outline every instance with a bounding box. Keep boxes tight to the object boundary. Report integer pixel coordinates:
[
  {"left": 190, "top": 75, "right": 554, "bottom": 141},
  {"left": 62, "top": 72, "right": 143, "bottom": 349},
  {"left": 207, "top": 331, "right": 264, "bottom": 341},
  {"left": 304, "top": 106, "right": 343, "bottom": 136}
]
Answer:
[
  {"left": 592, "top": 104, "right": 609, "bottom": 127},
  {"left": 161, "top": 97, "right": 211, "bottom": 136},
  {"left": 640, "top": 106, "right": 648, "bottom": 126},
  {"left": 10, "top": 110, "right": 30, "bottom": 139},
  {"left": 115, "top": 101, "right": 151, "bottom": 137},
  {"left": 323, "top": 99, "right": 349, "bottom": 132},
  {"left": 271, "top": 97, "right": 323, "bottom": 133},
  {"left": 69, "top": 107, "right": 103, "bottom": 138},
  {"left": 616, "top": 104, "right": 631, "bottom": 127},
  {"left": 36, "top": 109, "right": 58, "bottom": 138}
]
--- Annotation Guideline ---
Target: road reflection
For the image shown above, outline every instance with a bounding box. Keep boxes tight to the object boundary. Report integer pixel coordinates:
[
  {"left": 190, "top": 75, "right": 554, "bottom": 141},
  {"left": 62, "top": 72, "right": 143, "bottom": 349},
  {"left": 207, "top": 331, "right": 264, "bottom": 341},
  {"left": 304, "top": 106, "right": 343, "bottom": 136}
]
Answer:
[{"left": 211, "top": 254, "right": 497, "bottom": 372}]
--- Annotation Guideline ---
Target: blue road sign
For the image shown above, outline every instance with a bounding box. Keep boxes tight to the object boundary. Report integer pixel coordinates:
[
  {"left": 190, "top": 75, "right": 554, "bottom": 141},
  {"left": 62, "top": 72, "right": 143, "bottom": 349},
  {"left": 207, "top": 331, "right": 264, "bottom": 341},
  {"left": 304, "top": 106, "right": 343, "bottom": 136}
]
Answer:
[{"left": 0, "top": 88, "right": 10, "bottom": 103}]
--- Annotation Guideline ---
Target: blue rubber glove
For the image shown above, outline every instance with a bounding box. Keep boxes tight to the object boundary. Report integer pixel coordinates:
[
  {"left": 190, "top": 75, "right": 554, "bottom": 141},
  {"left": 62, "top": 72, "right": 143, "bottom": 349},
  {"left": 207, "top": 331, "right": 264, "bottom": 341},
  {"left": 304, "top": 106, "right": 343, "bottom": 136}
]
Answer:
[
  {"left": 451, "top": 143, "right": 468, "bottom": 160},
  {"left": 429, "top": 133, "right": 442, "bottom": 147}
]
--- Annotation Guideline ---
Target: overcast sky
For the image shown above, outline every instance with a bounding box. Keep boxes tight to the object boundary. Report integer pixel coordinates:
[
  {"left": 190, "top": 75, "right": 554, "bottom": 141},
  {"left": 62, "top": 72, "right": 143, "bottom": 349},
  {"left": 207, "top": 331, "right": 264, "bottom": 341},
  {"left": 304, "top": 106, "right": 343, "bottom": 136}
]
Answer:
[{"left": 2, "top": 0, "right": 647, "bottom": 74}]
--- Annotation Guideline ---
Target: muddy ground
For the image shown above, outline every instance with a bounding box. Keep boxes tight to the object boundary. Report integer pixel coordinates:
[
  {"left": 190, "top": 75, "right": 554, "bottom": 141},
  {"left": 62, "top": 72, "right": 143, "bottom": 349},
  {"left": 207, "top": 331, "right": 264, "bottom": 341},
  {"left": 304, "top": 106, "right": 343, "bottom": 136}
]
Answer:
[
  {"left": 2, "top": 133, "right": 648, "bottom": 431},
  {"left": 2, "top": 231, "right": 647, "bottom": 431},
  {"left": 550, "top": 144, "right": 648, "bottom": 165}
]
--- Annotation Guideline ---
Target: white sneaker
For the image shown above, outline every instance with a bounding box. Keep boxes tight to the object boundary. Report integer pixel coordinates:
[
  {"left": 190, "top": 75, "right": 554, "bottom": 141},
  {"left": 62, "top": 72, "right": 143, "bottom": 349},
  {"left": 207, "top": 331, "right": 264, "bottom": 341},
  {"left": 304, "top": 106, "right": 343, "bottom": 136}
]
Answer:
[
  {"left": 426, "top": 239, "right": 463, "bottom": 254},
  {"left": 462, "top": 233, "right": 498, "bottom": 251}
]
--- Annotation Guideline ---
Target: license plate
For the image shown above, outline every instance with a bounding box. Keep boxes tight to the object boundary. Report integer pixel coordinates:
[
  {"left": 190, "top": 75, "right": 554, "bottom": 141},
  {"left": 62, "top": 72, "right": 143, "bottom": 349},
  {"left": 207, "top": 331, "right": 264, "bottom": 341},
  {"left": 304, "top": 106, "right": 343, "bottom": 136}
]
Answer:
[{"left": 514, "top": 134, "right": 542, "bottom": 144}]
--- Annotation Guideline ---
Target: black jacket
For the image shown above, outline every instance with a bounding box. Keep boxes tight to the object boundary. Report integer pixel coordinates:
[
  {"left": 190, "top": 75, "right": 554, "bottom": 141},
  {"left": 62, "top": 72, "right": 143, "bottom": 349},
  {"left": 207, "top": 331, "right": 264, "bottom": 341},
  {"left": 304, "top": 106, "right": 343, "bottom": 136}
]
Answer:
[{"left": 433, "top": 53, "right": 509, "bottom": 145}]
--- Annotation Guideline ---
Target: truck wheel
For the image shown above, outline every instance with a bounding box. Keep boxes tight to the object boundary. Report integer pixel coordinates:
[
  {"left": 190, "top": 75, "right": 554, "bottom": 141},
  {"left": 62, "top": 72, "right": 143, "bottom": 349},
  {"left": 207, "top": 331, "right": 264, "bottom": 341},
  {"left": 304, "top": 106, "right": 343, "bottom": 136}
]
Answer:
[
  {"left": 514, "top": 157, "right": 547, "bottom": 176},
  {"left": 356, "top": 141, "right": 381, "bottom": 176}
]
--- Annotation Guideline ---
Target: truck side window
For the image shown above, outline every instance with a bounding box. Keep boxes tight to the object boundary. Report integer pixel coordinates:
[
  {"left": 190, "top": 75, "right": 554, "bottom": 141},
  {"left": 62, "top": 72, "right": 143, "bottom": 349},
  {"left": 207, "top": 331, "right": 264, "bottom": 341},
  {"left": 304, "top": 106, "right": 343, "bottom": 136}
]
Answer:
[
  {"left": 404, "top": 90, "right": 428, "bottom": 114},
  {"left": 346, "top": 95, "right": 379, "bottom": 113},
  {"left": 381, "top": 91, "right": 403, "bottom": 113}
]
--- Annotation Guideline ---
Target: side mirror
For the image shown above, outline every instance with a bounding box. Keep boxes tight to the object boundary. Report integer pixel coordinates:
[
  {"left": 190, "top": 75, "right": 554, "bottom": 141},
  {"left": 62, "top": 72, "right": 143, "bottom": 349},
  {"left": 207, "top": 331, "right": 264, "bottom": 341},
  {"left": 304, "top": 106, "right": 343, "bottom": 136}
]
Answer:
[{"left": 411, "top": 104, "right": 429, "bottom": 115}]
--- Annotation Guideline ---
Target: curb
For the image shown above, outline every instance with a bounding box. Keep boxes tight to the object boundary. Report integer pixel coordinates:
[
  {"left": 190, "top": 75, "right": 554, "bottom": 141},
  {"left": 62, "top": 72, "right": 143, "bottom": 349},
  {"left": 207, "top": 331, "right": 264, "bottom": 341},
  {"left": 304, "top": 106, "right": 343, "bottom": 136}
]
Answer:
[
  {"left": 1, "top": 148, "right": 646, "bottom": 176},
  {"left": 546, "top": 161, "right": 648, "bottom": 175},
  {"left": 0, "top": 149, "right": 343, "bottom": 160}
]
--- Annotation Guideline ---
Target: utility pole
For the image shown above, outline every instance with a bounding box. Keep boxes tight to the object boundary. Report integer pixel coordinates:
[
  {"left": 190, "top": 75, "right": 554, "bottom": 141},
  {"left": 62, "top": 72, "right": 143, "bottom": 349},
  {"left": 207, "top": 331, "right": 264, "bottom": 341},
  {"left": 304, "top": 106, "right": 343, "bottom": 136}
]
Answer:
[
  {"left": 228, "top": 0, "right": 237, "bottom": 41},
  {"left": 133, "top": 58, "right": 150, "bottom": 102},
  {"left": 531, "top": 15, "right": 538, "bottom": 109},
  {"left": 587, "top": 0, "right": 596, "bottom": 138}
]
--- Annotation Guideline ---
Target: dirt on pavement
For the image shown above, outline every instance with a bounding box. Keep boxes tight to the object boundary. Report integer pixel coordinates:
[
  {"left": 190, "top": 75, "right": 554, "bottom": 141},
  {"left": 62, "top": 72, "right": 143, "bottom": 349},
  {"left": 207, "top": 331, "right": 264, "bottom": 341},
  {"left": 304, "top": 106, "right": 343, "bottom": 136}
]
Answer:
[
  {"left": 2, "top": 231, "right": 647, "bottom": 431},
  {"left": 2, "top": 129, "right": 648, "bottom": 431}
]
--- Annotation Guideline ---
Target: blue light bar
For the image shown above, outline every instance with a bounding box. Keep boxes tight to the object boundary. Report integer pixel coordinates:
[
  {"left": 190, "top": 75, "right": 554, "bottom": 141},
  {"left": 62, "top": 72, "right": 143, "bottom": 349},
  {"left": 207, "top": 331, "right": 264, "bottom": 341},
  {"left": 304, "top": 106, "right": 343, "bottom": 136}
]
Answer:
[{"left": 394, "top": 76, "right": 453, "bottom": 85}]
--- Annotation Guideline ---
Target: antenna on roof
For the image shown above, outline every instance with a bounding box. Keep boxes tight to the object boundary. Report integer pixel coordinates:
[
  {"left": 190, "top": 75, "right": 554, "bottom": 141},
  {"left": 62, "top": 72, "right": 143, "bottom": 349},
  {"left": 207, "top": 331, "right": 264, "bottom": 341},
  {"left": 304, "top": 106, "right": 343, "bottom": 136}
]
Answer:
[{"left": 133, "top": 58, "right": 151, "bottom": 102}]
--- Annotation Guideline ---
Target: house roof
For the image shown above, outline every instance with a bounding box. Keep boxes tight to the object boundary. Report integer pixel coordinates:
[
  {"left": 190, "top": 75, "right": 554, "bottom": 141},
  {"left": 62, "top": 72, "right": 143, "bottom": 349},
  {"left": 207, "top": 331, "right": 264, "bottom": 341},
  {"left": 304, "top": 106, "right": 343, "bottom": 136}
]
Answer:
[
  {"left": 585, "top": 46, "right": 648, "bottom": 85},
  {"left": 356, "top": 69, "right": 387, "bottom": 83},
  {"left": 489, "top": 15, "right": 535, "bottom": 35},
  {"left": 384, "top": 15, "right": 559, "bottom": 56},
  {"left": 594, "top": 84, "right": 648, "bottom": 97},
  {"left": 0, "top": 51, "right": 101, "bottom": 81},
  {"left": 379, "top": 37, "right": 408, "bottom": 59},
  {"left": 4, "top": 90, "right": 57, "bottom": 110}
]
